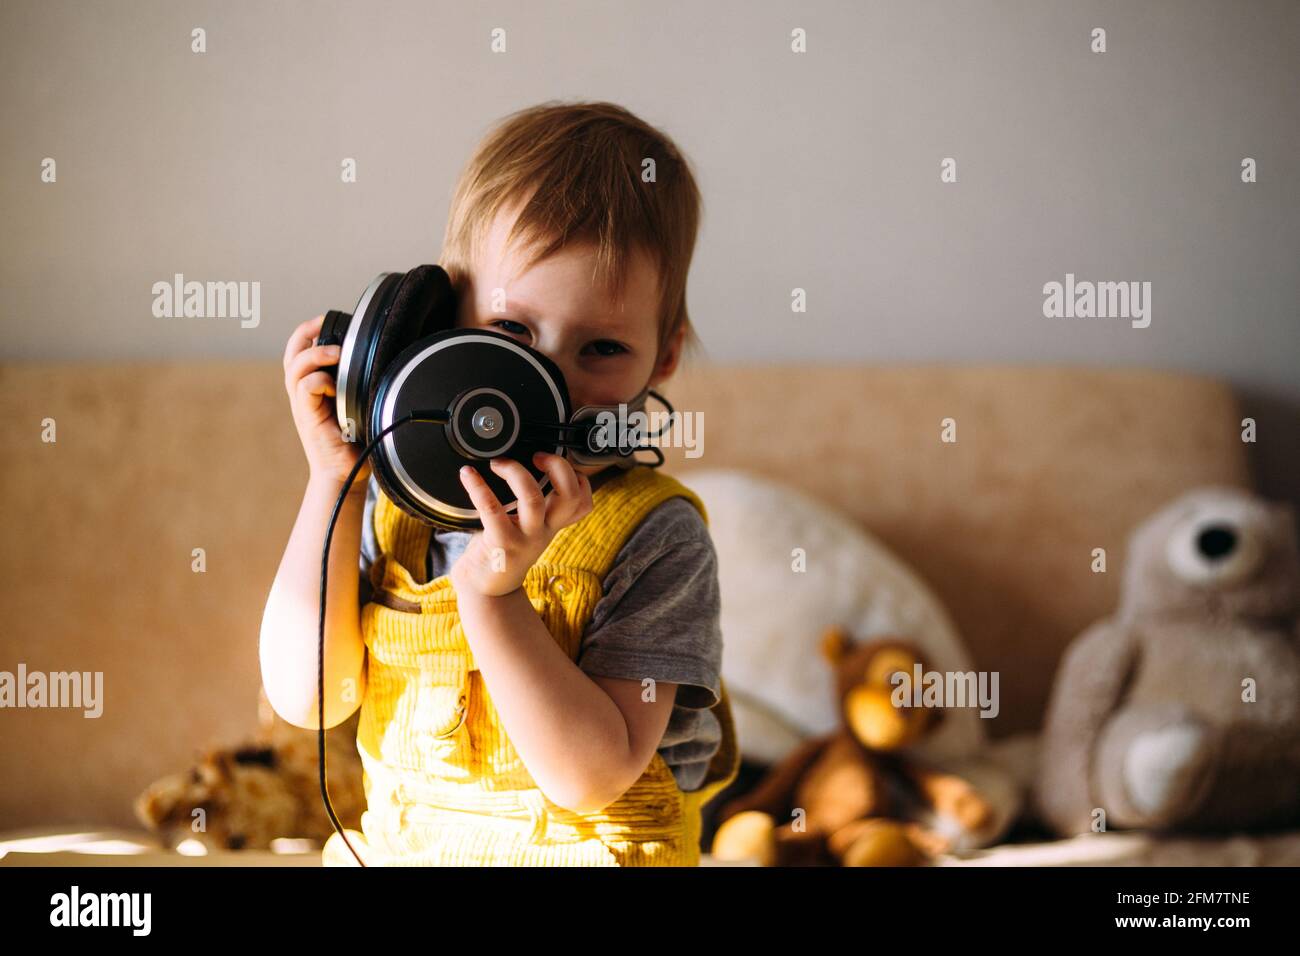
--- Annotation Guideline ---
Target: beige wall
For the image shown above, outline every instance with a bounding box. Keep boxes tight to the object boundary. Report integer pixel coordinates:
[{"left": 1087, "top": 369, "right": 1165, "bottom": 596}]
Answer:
[{"left": 1, "top": 0, "right": 1297, "bottom": 504}]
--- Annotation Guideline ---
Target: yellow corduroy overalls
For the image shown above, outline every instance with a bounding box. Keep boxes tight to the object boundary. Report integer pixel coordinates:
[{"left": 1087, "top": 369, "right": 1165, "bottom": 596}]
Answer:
[{"left": 322, "top": 464, "right": 740, "bottom": 866}]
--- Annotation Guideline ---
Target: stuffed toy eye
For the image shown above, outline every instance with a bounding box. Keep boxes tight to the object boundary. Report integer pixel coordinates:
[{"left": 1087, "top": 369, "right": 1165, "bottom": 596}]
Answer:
[{"left": 1165, "top": 515, "right": 1263, "bottom": 586}]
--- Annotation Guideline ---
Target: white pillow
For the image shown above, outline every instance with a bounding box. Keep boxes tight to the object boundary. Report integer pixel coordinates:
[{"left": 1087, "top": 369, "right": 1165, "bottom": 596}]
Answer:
[{"left": 685, "top": 467, "right": 986, "bottom": 766}]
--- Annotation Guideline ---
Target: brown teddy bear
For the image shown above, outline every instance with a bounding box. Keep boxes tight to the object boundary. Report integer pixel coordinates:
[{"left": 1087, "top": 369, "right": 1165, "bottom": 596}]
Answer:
[
  {"left": 1035, "top": 487, "right": 1300, "bottom": 836},
  {"left": 711, "top": 628, "right": 997, "bottom": 866},
  {"left": 134, "top": 687, "right": 365, "bottom": 851}
]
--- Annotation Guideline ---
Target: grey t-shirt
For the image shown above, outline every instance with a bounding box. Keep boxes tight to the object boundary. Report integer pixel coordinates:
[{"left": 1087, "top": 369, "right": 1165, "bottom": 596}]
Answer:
[{"left": 357, "top": 469, "right": 723, "bottom": 791}]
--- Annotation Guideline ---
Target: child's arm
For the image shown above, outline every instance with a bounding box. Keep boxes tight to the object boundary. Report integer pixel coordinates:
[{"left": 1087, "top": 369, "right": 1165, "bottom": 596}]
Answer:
[
  {"left": 258, "top": 314, "right": 368, "bottom": 731},
  {"left": 260, "top": 475, "right": 368, "bottom": 731},
  {"left": 451, "top": 455, "right": 675, "bottom": 814},
  {"left": 456, "top": 583, "right": 678, "bottom": 814}
]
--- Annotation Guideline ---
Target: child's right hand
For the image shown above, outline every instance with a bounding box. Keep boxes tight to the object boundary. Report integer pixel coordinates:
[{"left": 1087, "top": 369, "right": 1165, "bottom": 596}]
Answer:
[{"left": 283, "top": 313, "right": 371, "bottom": 487}]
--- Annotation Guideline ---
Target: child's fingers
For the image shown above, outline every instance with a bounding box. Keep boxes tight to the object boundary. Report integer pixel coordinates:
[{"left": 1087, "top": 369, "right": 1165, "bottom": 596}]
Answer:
[
  {"left": 285, "top": 344, "right": 341, "bottom": 394},
  {"left": 296, "top": 370, "right": 337, "bottom": 400},
  {"left": 487, "top": 458, "right": 546, "bottom": 538},
  {"left": 532, "top": 451, "right": 580, "bottom": 498},
  {"left": 283, "top": 314, "right": 326, "bottom": 371},
  {"left": 459, "top": 465, "right": 516, "bottom": 542},
  {"left": 532, "top": 452, "right": 592, "bottom": 531}
]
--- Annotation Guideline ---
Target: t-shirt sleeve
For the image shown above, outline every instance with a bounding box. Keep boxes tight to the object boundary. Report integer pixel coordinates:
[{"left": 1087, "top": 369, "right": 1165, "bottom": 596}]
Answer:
[
  {"left": 575, "top": 496, "right": 722, "bottom": 711},
  {"left": 358, "top": 474, "right": 380, "bottom": 607}
]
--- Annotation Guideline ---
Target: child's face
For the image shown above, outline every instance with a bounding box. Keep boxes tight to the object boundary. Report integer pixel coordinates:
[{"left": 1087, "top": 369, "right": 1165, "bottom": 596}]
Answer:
[{"left": 453, "top": 201, "right": 684, "bottom": 477}]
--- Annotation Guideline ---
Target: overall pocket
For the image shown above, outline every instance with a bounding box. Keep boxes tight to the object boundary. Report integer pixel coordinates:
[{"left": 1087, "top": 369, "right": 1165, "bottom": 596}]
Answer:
[{"left": 360, "top": 601, "right": 473, "bottom": 772}]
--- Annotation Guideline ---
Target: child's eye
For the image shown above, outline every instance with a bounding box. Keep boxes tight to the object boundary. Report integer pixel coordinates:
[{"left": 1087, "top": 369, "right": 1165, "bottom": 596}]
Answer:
[
  {"left": 585, "top": 340, "right": 628, "bottom": 357},
  {"left": 491, "top": 319, "right": 529, "bottom": 336}
]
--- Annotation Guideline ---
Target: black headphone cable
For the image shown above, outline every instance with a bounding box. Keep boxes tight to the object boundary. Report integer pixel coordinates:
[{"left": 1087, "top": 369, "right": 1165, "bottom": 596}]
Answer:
[{"left": 317, "top": 409, "right": 449, "bottom": 868}]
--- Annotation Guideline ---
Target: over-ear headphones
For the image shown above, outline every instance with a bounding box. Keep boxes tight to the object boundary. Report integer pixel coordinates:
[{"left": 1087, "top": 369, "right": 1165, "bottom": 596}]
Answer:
[{"left": 315, "top": 264, "right": 675, "bottom": 532}]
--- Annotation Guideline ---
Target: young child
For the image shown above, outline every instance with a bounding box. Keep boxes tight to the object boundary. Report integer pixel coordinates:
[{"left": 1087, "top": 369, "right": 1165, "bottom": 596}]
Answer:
[{"left": 260, "top": 100, "right": 738, "bottom": 866}]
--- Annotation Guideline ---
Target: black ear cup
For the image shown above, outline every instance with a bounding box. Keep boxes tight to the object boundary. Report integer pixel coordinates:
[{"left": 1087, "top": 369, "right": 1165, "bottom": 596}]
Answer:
[
  {"left": 321, "top": 266, "right": 460, "bottom": 446},
  {"left": 368, "top": 431, "right": 439, "bottom": 537},
  {"left": 314, "top": 309, "right": 353, "bottom": 383},
  {"left": 369, "top": 328, "right": 572, "bottom": 529},
  {"left": 316, "top": 310, "right": 352, "bottom": 349},
  {"left": 362, "top": 266, "right": 456, "bottom": 445},
  {"left": 397, "top": 263, "right": 459, "bottom": 337}
]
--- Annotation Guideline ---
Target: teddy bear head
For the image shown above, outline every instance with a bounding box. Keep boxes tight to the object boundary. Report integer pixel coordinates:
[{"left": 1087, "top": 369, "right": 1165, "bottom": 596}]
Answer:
[
  {"left": 1119, "top": 486, "right": 1300, "bottom": 623},
  {"left": 133, "top": 745, "right": 299, "bottom": 851},
  {"left": 820, "top": 627, "right": 942, "bottom": 751}
]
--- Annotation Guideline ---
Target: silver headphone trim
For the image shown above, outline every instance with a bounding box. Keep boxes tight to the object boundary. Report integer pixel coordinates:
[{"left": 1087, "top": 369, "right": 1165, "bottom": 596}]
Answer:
[
  {"left": 448, "top": 387, "right": 522, "bottom": 460},
  {"left": 336, "top": 272, "right": 392, "bottom": 438}
]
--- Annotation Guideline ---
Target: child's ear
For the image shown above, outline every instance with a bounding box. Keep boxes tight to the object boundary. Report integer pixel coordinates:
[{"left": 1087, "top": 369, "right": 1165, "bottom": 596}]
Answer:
[{"left": 650, "top": 324, "right": 687, "bottom": 386}]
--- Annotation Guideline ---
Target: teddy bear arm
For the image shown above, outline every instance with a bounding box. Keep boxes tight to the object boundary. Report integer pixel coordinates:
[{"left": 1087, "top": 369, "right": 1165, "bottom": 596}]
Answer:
[
  {"left": 718, "top": 734, "right": 834, "bottom": 823},
  {"left": 901, "top": 763, "right": 996, "bottom": 835},
  {"left": 1035, "top": 619, "right": 1139, "bottom": 836}
]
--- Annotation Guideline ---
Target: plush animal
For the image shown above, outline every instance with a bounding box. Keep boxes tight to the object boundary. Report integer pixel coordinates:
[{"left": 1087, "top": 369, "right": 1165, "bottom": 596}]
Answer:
[
  {"left": 134, "top": 687, "right": 364, "bottom": 851},
  {"left": 684, "top": 467, "right": 987, "bottom": 767},
  {"left": 1035, "top": 487, "right": 1300, "bottom": 836},
  {"left": 711, "top": 628, "right": 1013, "bottom": 866}
]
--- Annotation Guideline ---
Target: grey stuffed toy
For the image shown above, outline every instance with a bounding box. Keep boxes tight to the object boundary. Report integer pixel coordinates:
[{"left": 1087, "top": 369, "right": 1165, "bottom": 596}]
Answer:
[{"left": 1035, "top": 486, "right": 1300, "bottom": 836}]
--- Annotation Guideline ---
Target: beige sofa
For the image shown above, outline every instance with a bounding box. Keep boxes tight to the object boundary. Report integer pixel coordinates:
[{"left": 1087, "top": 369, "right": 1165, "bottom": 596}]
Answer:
[{"left": 3, "top": 360, "right": 1296, "bottom": 865}]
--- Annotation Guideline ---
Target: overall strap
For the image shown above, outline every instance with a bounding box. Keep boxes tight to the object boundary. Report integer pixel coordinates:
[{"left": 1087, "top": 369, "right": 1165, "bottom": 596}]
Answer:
[
  {"left": 372, "top": 487, "right": 434, "bottom": 584},
  {"left": 542, "top": 465, "right": 709, "bottom": 575},
  {"left": 546, "top": 466, "right": 741, "bottom": 804}
]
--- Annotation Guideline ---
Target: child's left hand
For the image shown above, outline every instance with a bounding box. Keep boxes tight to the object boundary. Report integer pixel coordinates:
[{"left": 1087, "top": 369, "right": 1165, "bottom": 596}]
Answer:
[{"left": 450, "top": 451, "right": 593, "bottom": 598}]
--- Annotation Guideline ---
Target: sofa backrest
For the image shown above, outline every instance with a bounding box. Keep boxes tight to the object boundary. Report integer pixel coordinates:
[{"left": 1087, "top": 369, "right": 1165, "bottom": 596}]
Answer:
[
  {"left": 0, "top": 362, "right": 1250, "bottom": 830},
  {"left": 661, "top": 364, "right": 1251, "bottom": 739}
]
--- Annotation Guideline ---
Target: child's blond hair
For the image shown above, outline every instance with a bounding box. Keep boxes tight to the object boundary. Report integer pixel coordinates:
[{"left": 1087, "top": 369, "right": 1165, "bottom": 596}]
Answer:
[{"left": 440, "top": 100, "right": 703, "bottom": 361}]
